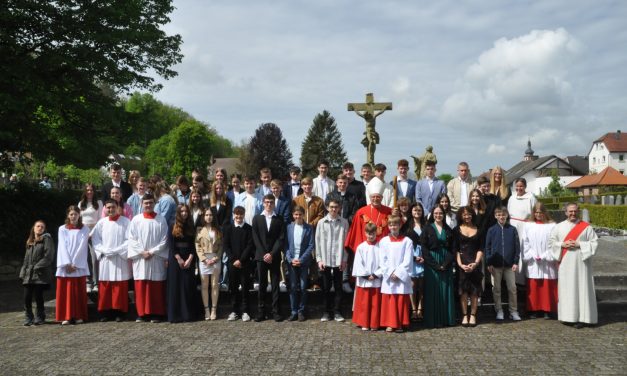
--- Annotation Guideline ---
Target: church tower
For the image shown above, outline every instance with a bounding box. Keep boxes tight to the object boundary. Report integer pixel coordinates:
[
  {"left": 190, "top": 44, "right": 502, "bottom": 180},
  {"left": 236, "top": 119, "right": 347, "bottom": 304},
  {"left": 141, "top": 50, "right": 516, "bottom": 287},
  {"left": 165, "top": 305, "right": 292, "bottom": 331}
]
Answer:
[{"left": 523, "top": 139, "right": 538, "bottom": 161}]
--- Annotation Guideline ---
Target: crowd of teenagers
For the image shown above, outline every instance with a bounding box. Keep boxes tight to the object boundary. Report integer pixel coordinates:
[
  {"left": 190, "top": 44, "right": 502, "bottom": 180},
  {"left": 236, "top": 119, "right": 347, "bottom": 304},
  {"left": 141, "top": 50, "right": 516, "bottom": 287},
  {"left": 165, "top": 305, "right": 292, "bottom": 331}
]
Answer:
[{"left": 20, "top": 159, "right": 598, "bottom": 331}]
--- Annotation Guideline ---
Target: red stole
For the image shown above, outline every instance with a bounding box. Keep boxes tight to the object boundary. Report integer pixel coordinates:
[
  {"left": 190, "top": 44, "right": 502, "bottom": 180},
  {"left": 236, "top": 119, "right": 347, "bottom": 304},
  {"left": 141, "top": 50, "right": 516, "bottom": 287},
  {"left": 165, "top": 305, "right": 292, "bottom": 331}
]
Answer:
[{"left": 560, "top": 221, "right": 589, "bottom": 262}]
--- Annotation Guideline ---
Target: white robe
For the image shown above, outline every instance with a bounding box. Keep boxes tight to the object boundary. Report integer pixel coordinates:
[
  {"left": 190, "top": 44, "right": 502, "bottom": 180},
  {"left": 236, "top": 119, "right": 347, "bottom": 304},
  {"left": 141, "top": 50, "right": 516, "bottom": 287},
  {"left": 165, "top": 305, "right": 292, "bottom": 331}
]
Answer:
[
  {"left": 522, "top": 222, "right": 558, "bottom": 279},
  {"left": 127, "top": 214, "right": 169, "bottom": 281},
  {"left": 549, "top": 220, "right": 598, "bottom": 324},
  {"left": 376, "top": 236, "right": 413, "bottom": 294},
  {"left": 92, "top": 216, "right": 131, "bottom": 281},
  {"left": 352, "top": 242, "right": 381, "bottom": 288},
  {"left": 56, "top": 225, "right": 90, "bottom": 277},
  {"left": 508, "top": 192, "right": 536, "bottom": 283}
]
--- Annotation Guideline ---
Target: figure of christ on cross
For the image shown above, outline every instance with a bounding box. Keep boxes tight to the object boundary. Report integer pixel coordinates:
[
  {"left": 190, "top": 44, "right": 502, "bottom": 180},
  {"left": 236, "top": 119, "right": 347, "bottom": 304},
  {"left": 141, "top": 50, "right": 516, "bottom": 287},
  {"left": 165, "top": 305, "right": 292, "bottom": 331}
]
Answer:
[{"left": 348, "top": 93, "right": 392, "bottom": 166}]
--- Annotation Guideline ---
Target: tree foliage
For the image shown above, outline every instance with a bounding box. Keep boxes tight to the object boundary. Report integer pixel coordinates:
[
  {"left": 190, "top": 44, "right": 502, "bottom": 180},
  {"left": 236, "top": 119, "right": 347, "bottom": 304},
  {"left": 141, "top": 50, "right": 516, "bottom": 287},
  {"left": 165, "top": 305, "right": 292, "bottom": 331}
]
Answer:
[
  {"left": 0, "top": 0, "right": 183, "bottom": 167},
  {"left": 144, "top": 120, "right": 235, "bottom": 182},
  {"left": 437, "top": 173, "right": 454, "bottom": 186},
  {"left": 300, "top": 110, "right": 348, "bottom": 178},
  {"left": 241, "top": 123, "right": 293, "bottom": 180},
  {"left": 546, "top": 169, "right": 566, "bottom": 197}
]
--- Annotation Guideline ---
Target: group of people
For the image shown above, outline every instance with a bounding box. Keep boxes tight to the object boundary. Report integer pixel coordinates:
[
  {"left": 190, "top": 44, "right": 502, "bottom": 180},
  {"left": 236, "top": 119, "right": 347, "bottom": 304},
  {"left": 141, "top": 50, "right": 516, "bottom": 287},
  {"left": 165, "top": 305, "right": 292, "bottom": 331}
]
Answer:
[{"left": 20, "top": 159, "right": 599, "bottom": 331}]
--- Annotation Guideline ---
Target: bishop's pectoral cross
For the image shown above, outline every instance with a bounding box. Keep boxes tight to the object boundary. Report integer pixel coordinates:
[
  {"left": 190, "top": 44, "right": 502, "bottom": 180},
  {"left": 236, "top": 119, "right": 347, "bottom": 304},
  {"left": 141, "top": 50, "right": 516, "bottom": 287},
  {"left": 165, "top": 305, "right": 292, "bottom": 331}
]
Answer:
[{"left": 347, "top": 93, "right": 392, "bottom": 166}]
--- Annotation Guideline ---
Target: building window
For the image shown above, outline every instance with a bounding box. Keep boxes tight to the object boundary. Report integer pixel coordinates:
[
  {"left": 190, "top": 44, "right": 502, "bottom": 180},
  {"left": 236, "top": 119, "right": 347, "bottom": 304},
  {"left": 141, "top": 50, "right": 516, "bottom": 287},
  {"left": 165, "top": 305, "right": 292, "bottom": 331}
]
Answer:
[
  {"left": 620, "top": 170, "right": 625, "bottom": 175},
  {"left": 602, "top": 156, "right": 606, "bottom": 163},
  {"left": 620, "top": 154, "right": 625, "bottom": 161},
  {"left": 593, "top": 157, "right": 597, "bottom": 164}
]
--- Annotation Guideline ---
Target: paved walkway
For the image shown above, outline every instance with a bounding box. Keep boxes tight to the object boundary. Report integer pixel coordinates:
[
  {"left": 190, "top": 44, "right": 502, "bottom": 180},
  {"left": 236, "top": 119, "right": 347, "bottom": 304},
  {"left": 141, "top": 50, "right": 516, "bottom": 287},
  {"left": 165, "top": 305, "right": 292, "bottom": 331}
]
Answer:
[{"left": 1, "top": 237, "right": 624, "bottom": 375}]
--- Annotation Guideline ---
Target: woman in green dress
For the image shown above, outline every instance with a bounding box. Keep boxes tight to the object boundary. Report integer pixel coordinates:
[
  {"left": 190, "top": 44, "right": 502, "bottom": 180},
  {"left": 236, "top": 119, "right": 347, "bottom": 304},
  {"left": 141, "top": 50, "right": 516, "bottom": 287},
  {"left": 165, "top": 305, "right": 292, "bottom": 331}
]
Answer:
[{"left": 421, "top": 205, "right": 456, "bottom": 328}]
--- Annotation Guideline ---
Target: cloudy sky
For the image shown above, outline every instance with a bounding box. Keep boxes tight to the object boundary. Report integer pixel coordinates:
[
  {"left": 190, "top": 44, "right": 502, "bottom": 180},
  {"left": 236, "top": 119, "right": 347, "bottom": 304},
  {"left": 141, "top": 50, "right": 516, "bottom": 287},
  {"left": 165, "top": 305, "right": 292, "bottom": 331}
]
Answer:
[{"left": 152, "top": 0, "right": 627, "bottom": 178}]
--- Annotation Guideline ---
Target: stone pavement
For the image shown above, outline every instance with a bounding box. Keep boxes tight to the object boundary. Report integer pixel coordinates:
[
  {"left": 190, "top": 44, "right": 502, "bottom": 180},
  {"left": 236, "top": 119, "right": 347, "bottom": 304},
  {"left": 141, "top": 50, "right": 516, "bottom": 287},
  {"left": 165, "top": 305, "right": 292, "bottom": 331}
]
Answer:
[{"left": 0, "top": 237, "right": 625, "bottom": 375}]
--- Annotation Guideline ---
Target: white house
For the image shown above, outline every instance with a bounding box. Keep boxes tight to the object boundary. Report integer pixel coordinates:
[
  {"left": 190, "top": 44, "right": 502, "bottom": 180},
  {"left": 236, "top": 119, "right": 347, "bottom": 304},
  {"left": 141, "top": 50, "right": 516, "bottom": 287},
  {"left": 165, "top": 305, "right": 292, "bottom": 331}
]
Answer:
[{"left": 588, "top": 130, "right": 627, "bottom": 175}]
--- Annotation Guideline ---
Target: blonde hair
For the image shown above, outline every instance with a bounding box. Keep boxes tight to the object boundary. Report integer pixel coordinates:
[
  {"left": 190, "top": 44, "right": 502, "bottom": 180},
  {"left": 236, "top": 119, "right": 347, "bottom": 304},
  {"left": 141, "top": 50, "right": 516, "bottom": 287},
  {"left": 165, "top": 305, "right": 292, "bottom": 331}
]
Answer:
[{"left": 489, "top": 166, "right": 510, "bottom": 200}]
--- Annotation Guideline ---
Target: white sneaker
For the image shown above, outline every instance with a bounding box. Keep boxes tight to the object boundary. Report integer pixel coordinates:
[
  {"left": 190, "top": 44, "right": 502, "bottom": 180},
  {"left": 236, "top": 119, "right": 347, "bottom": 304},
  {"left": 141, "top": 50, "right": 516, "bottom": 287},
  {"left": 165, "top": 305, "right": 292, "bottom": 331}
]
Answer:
[
  {"left": 86, "top": 284, "right": 93, "bottom": 293},
  {"left": 227, "top": 312, "right": 239, "bottom": 321},
  {"left": 334, "top": 313, "right": 345, "bottom": 322},
  {"left": 321, "top": 313, "right": 330, "bottom": 322},
  {"left": 279, "top": 281, "right": 287, "bottom": 292},
  {"left": 61, "top": 320, "right": 71, "bottom": 326},
  {"left": 266, "top": 285, "right": 272, "bottom": 292},
  {"left": 75, "top": 319, "right": 84, "bottom": 324},
  {"left": 92, "top": 285, "right": 98, "bottom": 293},
  {"left": 342, "top": 282, "right": 353, "bottom": 293},
  {"left": 496, "top": 310, "right": 504, "bottom": 320},
  {"left": 253, "top": 283, "right": 259, "bottom": 291},
  {"left": 510, "top": 312, "right": 522, "bottom": 321},
  {"left": 330, "top": 286, "right": 335, "bottom": 293},
  {"left": 220, "top": 283, "right": 228, "bottom": 292},
  {"left": 241, "top": 313, "right": 251, "bottom": 322}
]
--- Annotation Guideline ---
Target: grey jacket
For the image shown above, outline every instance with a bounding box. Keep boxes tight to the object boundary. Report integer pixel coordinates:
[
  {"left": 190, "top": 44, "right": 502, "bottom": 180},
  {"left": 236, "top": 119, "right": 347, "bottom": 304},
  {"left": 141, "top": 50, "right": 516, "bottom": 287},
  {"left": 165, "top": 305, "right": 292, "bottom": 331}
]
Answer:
[{"left": 20, "top": 233, "right": 55, "bottom": 285}]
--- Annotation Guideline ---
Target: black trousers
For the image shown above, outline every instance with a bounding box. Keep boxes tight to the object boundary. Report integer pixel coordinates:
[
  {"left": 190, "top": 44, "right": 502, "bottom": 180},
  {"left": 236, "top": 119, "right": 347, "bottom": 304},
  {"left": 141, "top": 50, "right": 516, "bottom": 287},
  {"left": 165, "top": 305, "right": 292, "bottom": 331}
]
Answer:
[
  {"left": 257, "top": 260, "right": 281, "bottom": 315},
  {"left": 229, "top": 264, "right": 251, "bottom": 314},
  {"left": 24, "top": 284, "right": 45, "bottom": 319},
  {"left": 322, "top": 267, "right": 343, "bottom": 314}
]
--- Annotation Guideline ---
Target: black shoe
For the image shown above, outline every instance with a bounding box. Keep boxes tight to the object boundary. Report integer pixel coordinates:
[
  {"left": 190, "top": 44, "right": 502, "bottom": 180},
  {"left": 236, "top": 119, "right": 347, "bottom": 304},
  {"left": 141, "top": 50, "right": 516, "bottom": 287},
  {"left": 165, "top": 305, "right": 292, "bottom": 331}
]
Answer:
[
  {"left": 298, "top": 312, "right": 306, "bottom": 322},
  {"left": 33, "top": 317, "right": 44, "bottom": 326},
  {"left": 254, "top": 314, "right": 266, "bottom": 322},
  {"left": 528, "top": 312, "right": 537, "bottom": 319},
  {"left": 115, "top": 316, "right": 124, "bottom": 322},
  {"left": 273, "top": 314, "right": 283, "bottom": 322},
  {"left": 288, "top": 314, "right": 298, "bottom": 322},
  {"left": 23, "top": 319, "right": 33, "bottom": 327},
  {"left": 573, "top": 323, "right": 584, "bottom": 329},
  {"left": 99, "top": 317, "right": 109, "bottom": 322}
]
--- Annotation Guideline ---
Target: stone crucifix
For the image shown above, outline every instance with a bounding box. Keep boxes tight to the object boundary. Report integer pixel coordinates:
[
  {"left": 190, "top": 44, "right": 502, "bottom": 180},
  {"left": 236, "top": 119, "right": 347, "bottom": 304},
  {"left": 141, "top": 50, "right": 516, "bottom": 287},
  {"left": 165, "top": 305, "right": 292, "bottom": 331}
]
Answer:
[{"left": 347, "top": 93, "right": 392, "bottom": 166}]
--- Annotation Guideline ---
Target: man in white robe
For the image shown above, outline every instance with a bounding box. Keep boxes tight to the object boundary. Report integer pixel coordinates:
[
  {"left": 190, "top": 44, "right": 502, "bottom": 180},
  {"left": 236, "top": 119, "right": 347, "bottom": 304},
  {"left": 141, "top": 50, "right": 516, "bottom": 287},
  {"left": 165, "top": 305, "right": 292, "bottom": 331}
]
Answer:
[
  {"left": 548, "top": 203, "right": 598, "bottom": 327},
  {"left": 127, "top": 193, "right": 169, "bottom": 323},
  {"left": 92, "top": 199, "right": 131, "bottom": 322}
]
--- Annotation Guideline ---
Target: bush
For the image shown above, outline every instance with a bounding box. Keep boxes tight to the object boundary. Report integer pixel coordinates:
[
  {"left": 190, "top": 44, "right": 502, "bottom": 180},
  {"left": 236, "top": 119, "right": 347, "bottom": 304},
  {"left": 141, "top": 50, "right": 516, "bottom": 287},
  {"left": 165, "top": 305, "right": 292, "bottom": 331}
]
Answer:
[
  {"left": 580, "top": 204, "right": 627, "bottom": 230},
  {"left": 0, "top": 183, "right": 81, "bottom": 263}
]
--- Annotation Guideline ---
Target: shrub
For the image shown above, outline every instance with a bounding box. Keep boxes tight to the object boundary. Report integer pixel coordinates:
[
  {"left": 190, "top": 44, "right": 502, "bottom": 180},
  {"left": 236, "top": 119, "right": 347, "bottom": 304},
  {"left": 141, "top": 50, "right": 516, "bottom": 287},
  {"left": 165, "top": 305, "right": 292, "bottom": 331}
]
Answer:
[
  {"left": 580, "top": 204, "right": 627, "bottom": 230},
  {"left": 0, "top": 183, "right": 81, "bottom": 262}
]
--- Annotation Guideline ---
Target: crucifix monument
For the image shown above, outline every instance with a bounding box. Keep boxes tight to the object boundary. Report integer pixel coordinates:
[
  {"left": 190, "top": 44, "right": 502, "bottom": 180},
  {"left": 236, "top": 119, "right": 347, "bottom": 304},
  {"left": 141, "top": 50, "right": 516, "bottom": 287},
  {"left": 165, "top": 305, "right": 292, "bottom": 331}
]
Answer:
[{"left": 347, "top": 93, "right": 392, "bottom": 166}]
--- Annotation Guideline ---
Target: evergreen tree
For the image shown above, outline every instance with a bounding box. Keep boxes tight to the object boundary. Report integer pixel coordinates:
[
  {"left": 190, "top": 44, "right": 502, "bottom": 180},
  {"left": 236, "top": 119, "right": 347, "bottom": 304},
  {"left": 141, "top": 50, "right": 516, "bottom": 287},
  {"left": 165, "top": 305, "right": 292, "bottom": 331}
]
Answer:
[
  {"left": 300, "top": 111, "right": 348, "bottom": 178},
  {"left": 242, "top": 123, "right": 293, "bottom": 180}
]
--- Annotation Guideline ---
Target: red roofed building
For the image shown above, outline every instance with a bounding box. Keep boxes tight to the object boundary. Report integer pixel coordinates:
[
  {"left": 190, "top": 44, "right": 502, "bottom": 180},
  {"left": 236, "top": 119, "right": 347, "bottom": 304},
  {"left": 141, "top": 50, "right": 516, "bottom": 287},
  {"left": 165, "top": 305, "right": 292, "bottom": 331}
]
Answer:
[
  {"left": 588, "top": 130, "right": 627, "bottom": 175},
  {"left": 566, "top": 166, "right": 627, "bottom": 196}
]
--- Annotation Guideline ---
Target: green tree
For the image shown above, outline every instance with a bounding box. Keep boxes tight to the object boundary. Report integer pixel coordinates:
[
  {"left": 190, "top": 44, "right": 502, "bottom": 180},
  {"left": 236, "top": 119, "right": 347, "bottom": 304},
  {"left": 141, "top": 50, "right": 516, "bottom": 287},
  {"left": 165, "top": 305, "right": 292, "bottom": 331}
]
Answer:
[
  {"left": 1, "top": 0, "right": 183, "bottom": 166},
  {"left": 437, "top": 173, "right": 454, "bottom": 186},
  {"left": 242, "top": 123, "right": 293, "bottom": 180},
  {"left": 300, "top": 111, "right": 348, "bottom": 178},
  {"left": 144, "top": 120, "right": 234, "bottom": 181},
  {"left": 547, "top": 169, "right": 565, "bottom": 196}
]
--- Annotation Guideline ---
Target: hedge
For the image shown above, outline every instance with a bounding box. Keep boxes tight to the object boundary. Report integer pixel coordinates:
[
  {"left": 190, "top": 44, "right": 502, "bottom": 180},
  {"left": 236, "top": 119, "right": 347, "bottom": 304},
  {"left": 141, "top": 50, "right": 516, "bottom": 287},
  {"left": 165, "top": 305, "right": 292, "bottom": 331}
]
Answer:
[
  {"left": 0, "top": 184, "right": 81, "bottom": 263},
  {"left": 579, "top": 204, "right": 627, "bottom": 230}
]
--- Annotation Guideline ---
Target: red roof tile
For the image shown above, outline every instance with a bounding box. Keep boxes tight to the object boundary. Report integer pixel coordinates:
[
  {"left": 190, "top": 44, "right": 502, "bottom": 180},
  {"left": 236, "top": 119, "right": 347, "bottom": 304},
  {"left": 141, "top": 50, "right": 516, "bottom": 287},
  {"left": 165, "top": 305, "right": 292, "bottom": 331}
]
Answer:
[
  {"left": 566, "top": 166, "right": 627, "bottom": 188},
  {"left": 594, "top": 131, "right": 627, "bottom": 152}
]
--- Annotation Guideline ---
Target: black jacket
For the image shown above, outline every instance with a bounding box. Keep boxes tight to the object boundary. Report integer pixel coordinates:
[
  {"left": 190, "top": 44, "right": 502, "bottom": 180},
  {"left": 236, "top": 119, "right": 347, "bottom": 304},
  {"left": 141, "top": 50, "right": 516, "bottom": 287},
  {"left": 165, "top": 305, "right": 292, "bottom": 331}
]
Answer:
[
  {"left": 421, "top": 224, "right": 455, "bottom": 271},
  {"left": 325, "top": 190, "right": 358, "bottom": 224},
  {"left": 251, "top": 214, "right": 285, "bottom": 263},
  {"left": 101, "top": 180, "right": 133, "bottom": 203},
  {"left": 222, "top": 223, "right": 254, "bottom": 266}
]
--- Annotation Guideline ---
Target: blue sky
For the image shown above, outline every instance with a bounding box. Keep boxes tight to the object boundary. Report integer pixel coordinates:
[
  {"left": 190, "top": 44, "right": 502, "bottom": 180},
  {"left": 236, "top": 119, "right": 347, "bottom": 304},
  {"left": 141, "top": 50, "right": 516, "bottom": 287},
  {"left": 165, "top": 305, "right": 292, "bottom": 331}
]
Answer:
[{"left": 151, "top": 0, "right": 627, "bottom": 177}]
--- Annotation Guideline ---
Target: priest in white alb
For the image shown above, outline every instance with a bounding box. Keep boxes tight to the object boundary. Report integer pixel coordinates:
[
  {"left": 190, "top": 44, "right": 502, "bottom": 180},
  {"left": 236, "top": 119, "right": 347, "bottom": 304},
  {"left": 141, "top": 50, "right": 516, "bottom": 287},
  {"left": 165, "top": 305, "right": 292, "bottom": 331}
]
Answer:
[
  {"left": 548, "top": 202, "right": 598, "bottom": 328},
  {"left": 127, "top": 193, "right": 169, "bottom": 323},
  {"left": 91, "top": 199, "right": 131, "bottom": 322}
]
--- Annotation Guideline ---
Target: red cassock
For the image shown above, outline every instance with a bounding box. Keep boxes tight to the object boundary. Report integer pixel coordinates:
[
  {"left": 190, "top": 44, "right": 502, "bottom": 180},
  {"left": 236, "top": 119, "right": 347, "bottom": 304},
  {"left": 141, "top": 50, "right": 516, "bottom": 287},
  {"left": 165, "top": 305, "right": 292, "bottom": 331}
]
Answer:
[
  {"left": 352, "top": 286, "right": 381, "bottom": 329},
  {"left": 98, "top": 281, "right": 129, "bottom": 312},
  {"left": 345, "top": 205, "right": 392, "bottom": 252},
  {"left": 379, "top": 294, "right": 411, "bottom": 329},
  {"left": 527, "top": 279, "right": 558, "bottom": 313},
  {"left": 56, "top": 276, "right": 88, "bottom": 321},
  {"left": 134, "top": 280, "right": 166, "bottom": 316}
]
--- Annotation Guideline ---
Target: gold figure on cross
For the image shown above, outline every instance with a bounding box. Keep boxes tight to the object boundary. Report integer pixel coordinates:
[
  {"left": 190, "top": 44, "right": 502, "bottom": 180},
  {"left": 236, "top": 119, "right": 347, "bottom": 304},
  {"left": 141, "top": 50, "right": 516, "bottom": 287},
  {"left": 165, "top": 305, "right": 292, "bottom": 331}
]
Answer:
[{"left": 347, "top": 93, "right": 392, "bottom": 166}]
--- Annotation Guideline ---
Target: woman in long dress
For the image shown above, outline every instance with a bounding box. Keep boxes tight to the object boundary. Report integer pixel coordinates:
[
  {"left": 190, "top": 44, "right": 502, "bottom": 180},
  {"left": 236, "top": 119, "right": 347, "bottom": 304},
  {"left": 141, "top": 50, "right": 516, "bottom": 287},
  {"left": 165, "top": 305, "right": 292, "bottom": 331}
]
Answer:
[
  {"left": 167, "top": 205, "right": 200, "bottom": 322},
  {"left": 522, "top": 202, "right": 557, "bottom": 318},
  {"left": 404, "top": 202, "right": 426, "bottom": 322},
  {"left": 453, "top": 207, "right": 484, "bottom": 327},
  {"left": 421, "top": 205, "right": 456, "bottom": 328}
]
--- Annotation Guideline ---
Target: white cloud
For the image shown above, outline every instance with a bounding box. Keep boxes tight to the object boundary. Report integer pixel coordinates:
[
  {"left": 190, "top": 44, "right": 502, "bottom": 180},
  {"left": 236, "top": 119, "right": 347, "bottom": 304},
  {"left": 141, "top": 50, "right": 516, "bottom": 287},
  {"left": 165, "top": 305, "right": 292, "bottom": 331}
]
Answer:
[
  {"left": 487, "top": 144, "right": 507, "bottom": 154},
  {"left": 441, "top": 28, "right": 581, "bottom": 132}
]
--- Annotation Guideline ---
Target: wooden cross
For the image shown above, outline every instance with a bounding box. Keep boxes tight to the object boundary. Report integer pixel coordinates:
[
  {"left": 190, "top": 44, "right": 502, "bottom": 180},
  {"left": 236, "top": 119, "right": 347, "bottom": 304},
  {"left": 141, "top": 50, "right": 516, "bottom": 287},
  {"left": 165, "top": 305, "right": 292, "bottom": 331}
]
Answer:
[{"left": 347, "top": 93, "right": 392, "bottom": 166}]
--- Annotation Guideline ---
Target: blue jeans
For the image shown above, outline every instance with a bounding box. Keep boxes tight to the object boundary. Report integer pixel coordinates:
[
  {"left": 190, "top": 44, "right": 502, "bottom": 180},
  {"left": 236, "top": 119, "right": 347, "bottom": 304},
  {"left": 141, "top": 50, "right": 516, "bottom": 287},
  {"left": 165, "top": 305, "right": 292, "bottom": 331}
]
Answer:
[{"left": 287, "top": 263, "right": 309, "bottom": 314}]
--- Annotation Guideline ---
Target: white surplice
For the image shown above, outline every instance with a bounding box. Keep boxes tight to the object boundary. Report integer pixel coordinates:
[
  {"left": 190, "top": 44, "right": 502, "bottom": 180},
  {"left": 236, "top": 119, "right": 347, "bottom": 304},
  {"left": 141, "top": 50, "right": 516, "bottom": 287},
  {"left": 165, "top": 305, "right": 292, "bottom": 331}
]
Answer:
[
  {"left": 522, "top": 222, "right": 558, "bottom": 279},
  {"left": 127, "top": 214, "right": 169, "bottom": 281},
  {"left": 92, "top": 216, "right": 131, "bottom": 281},
  {"left": 549, "top": 220, "right": 598, "bottom": 324},
  {"left": 352, "top": 242, "right": 381, "bottom": 288},
  {"left": 56, "top": 225, "right": 90, "bottom": 277},
  {"left": 376, "top": 236, "right": 413, "bottom": 294}
]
